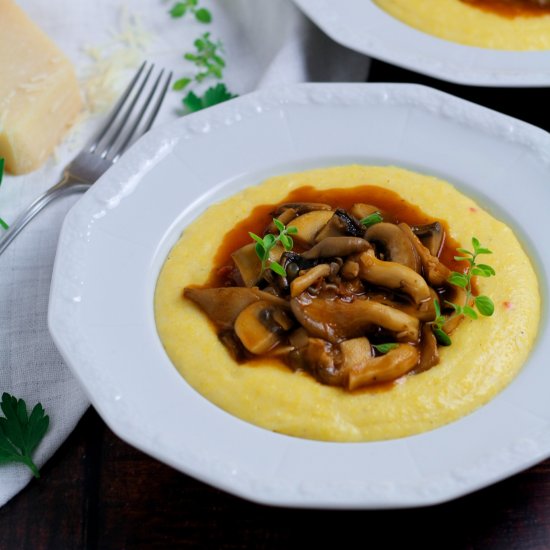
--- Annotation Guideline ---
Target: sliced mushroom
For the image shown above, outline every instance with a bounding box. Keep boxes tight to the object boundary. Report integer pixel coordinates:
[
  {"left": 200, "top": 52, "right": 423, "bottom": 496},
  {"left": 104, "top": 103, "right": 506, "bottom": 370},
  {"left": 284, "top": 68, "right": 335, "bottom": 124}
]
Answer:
[
  {"left": 347, "top": 344, "right": 419, "bottom": 390},
  {"left": 364, "top": 288, "right": 437, "bottom": 322},
  {"left": 442, "top": 286, "right": 468, "bottom": 335},
  {"left": 234, "top": 300, "right": 292, "bottom": 354},
  {"left": 417, "top": 324, "right": 440, "bottom": 373},
  {"left": 265, "top": 208, "right": 297, "bottom": 233},
  {"left": 291, "top": 293, "right": 420, "bottom": 343},
  {"left": 291, "top": 210, "right": 334, "bottom": 246},
  {"left": 350, "top": 203, "right": 381, "bottom": 220},
  {"left": 357, "top": 251, "right": 431, "bottom": 305},
  {"left": 231, "top": 242, "right": 284, "bottom": 287},
  {"left": 365, "top": 222, "right": 421, "bottom": 272},
  {"left": 315, "top": 209, "right": 364, "bottom": 241},
  {"left": 290, "top": 263, "right": 331, "bottom": 297},
  {"left": 274, "top": 202, "right": 332, "bottom": 215},
  {"left": 184, "top": 287, "right": 290, "bottom": 330},
  {"left": 399, "top": 223, "right": 450, "bottom": 286},
  {"left": 299, "top": 338, "right": 347, "bottom": 386},
  {"left": 184, "top": 287, "right": 262, "bottom": 329},
  {"left": 302, "top": 236, "right": 371, "bottom": 260},
  {"left": 411, "top": 222, "right": 445, "bottom": 258},
  {"left": 341, "top": 259, "right": 360, "bottom": 280}
]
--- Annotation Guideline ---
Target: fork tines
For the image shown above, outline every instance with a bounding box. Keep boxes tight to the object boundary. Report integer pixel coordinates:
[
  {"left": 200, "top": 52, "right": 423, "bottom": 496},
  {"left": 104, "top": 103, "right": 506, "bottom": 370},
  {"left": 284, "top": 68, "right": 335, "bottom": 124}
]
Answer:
[{"left": 89, "top": 62, "right": 172, "bottom": 163}]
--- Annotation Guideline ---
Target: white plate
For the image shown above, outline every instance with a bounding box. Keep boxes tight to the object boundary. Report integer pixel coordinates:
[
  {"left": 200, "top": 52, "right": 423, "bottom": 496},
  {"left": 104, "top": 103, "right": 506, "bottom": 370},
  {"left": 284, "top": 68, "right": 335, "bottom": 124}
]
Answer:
[
  {"left": 49, "top": 83, "right": 550, "bottom": 508},
  {"left": 293, "top": 0, "right": 550, "bottom": 86}
]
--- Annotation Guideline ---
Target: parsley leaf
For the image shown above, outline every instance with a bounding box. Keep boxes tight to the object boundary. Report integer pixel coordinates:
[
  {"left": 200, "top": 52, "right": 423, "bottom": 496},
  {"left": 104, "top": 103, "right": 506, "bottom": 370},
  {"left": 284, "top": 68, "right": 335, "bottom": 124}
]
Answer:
[
  {"left": 0, "top": 393, "right": 49, "bottom": 478},
  {"left": 183, "top": 83, "right": 236, "bottom": 112}
]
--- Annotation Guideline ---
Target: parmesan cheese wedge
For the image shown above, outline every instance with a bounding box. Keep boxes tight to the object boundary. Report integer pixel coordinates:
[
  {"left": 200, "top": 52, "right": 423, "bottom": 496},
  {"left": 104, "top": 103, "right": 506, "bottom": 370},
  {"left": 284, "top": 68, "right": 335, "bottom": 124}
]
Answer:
[{"left": 0, "top": 0, "right": 82, "bottom": 174}]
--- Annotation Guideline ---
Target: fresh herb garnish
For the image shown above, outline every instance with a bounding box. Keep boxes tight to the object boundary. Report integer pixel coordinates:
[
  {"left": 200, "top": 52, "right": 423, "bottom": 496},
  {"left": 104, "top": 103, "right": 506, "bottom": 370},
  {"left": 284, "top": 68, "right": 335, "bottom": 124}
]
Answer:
[
  {"left": 0, "top": 393, "right": 49, "bottom": 478},
  {"left": 184, "top": 32, "right": 226, "bottom": 83},
  {"left": 432, "top": 298, "right": 452, "bottom": 346},
  {"left": 183, "top": 83, "right": 236, "bottom": 113},
  {"left": 432, "top": 237, "right": 495, "bottom": 346},
  {"left": 169, "top": 0, "right": 212, "bottom": 23},
  {"left": 360, "top": 211, "right": 383, "bottom": 228},
  {"left": 0, "top": 158, "right": 8, "bottom": 230},
  {"left": 168, "top": 3, "right": 237, "bottom": 112},
  {"left": 373, "top": 343, "right": 399, "bottom": 354},
  {"left": 249, "top": 219, "right": 297, "bottom": 277}
]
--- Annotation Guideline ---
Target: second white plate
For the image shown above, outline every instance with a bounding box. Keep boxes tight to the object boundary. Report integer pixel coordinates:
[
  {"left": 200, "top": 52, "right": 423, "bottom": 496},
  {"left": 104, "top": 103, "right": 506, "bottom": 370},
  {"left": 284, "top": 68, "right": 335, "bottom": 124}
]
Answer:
[{"left": 293, "top": 0, "right": 550, "bottom": 86}]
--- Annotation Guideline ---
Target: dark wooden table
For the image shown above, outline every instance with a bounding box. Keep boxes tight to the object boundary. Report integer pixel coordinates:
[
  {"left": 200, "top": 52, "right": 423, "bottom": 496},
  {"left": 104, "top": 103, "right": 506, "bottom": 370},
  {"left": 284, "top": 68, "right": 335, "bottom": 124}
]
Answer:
[{"left": 1, "top": 60, "right": 549, "bottom": 549}]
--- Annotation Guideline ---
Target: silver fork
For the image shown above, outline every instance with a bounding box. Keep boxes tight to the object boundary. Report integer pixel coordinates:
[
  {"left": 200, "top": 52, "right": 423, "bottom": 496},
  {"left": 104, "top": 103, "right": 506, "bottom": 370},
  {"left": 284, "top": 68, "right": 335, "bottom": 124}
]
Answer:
[{"left": 0, "top": 61, "right": 172, "bottom": 256}]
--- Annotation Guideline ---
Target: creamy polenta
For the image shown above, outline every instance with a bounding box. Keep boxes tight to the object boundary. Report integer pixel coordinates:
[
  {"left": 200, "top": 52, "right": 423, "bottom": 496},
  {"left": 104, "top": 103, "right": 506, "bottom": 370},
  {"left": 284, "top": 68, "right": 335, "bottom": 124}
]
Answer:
[
  {"left": 374, "top": 0, "right": 550, "bottom": 50},
  {"left": 154, "top": 166, "right": 539, "bottom": 442}
]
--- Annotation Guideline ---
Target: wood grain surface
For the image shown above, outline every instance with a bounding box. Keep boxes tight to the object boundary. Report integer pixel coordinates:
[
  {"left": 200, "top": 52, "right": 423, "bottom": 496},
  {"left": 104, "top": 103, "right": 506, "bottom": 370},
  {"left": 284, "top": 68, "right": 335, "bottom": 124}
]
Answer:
[{"left": 1, "top": 60, "right": 549, "bottom": 549}]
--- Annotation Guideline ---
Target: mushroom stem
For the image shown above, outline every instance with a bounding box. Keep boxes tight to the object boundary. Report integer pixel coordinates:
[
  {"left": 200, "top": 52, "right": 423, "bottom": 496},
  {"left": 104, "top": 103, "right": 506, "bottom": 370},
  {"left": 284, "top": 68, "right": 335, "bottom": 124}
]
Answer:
[{"left": 357, "top": 251, "right": 432, "bottom": 305}]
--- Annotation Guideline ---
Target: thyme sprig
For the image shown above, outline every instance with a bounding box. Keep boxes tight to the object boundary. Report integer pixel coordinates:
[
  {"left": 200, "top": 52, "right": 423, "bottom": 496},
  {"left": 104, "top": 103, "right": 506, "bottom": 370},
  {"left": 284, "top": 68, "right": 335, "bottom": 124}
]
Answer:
[
  {"left": 249, "top": 219, "right": 297, "bottom": 277},
  {"left": 168, "top": 2, "right": 237, "bottom": 112},
  {"left": 432, "top": 237, "right": 496, "bottom": 346},
  {"left": 169, "top": 0, "right": 212, "bottom": 23}
]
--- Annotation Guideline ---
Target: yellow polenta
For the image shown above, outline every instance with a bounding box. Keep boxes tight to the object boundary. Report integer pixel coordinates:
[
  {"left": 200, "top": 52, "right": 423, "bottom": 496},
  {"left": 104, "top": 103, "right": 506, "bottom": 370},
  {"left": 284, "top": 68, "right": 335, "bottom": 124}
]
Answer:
[
  {"left": 374, "top": 0, "right": 550, "bottom": 50},
  {"left": 154, "top": 165, "right": 539, "bottom": 442}
]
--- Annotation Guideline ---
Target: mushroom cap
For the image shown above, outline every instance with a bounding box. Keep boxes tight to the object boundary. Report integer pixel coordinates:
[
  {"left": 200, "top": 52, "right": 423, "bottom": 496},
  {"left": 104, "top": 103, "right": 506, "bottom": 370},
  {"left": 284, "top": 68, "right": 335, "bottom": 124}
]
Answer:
[
  {"left": 234, "top": 300, "right": 291, "bottom": 355},
  {"left": 302, "top": 236, "right": 370, "bottom": 260},
  {"left": 291, "top": 293, "right": 420, "bottom": 343},
  {"left": 365, "top": 222, "right": 421, "bottom": 272},
  {"left": 347, "top": 344, "right": 419, "bottom": 390},
  {"left": 357, "top": 251, "right": 432, "bottom": 305}
]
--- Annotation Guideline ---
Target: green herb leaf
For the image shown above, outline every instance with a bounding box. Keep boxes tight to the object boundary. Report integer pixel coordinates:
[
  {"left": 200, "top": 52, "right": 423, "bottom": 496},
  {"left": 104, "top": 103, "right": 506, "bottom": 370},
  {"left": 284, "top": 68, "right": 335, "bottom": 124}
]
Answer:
[
  {"left": 269, "top": 262, "right": 286, "bottom": 277},
  {"left": 250, "top": 218, "right": 296, "bottom": 275},
  {"left": 170, "top": 2, "right": 187, "bottom": 18},
  {"left": 463, "top": 305, "right": 478, "bottom": 320},
  {"left": 173, "top": 77, "right": 191, "bottom": 91},
  {"left": 475, "top": 263, "right": 496, "bottom": 276},
  {"left": 182, "top": 91, "right": 204, "bottom": 113},
  {"left": 360, "top": 212, "right": 383, "bottom": 228},
  {"left": 202, "top": 83, "right": 236, "bottom": 108},
  {"left": 448, "top": 272, "right": 469, "bottom": 288},
  {"left": 249, "top": 232, "right": 264, "bottom": 245},
  {"left": 0, "top": 393, "right": 49, "bottom": 478},
  {"left": 286, "top": 226, "right": 298, "bottom": 235},
  {"left": 273, "top": 218, "right": 285, "bottom": 232},
  {"left": 373, "top": 343, "right": 399, "bottom": 354},
  {"left": 195, "top": 7, "right": 212, "bottom": 23},
  {"left": 255, "top": 242, "right": 267, "bottom": 262},
  {"left": 433, "top": 327, "right": 452, "bottom": 346},
  {"left": 280, "top": 234, "right": 293, "bottom": 251},
  {"left": 475, "top": 295, "right": 495, "bottom": 316},
  {"left": 434, "top": 297, "right": 441, "bottom": 318},
  {"left": 263, "top": 233, "right": 276, "bottom": 249},
  {"left": 442, "top": 237, "right": 496, "bottom": 344}
]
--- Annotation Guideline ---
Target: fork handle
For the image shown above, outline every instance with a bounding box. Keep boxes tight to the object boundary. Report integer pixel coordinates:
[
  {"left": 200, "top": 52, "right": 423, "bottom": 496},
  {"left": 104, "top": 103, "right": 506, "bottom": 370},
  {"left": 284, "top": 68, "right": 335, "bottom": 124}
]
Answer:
[{"left": 0, "top": 175, "right": 89, "bottom": 257}]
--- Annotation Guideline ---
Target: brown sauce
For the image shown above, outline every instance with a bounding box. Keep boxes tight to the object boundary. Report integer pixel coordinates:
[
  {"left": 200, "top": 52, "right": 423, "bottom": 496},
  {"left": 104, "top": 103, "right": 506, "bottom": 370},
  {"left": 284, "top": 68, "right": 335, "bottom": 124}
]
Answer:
[
  {"left": 206, "top": 185, "right": 466, "bottom": 287},
  {"left": 460, "top": 0, "right": 550, "bottom": 18}
]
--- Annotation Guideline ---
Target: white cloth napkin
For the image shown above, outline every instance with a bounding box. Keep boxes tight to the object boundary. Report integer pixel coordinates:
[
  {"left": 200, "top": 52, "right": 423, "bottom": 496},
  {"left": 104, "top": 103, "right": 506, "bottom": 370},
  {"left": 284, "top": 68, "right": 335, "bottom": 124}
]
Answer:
[{"left": 0, "top": 0, "right": 369, "bottom": 506}]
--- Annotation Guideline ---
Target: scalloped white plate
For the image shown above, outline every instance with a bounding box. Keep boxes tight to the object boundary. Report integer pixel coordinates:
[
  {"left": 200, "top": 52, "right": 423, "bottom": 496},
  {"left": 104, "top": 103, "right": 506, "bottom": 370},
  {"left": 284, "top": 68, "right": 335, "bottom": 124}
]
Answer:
[
  {"left": 293, "top": 0, "right": 550, "bottom": 86},
  {"left": 49, "top": 83, "right": 550, "bottom": 508}
]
